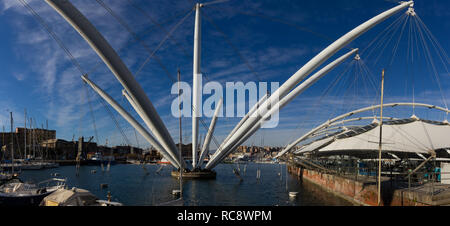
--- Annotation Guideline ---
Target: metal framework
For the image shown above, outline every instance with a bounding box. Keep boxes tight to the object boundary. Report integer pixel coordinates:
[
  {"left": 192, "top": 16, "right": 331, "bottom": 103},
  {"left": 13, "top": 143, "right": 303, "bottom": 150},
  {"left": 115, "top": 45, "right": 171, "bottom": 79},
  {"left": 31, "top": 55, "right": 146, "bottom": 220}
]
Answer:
[
  {"left": 276, "top": 102, "right": 450, "bottom": 158},
  {"left": 207, "top": 1, "right": 414, "bottom": 169},
  {"left": 45, "top": 0, "right": 420, "bottom": 171}
]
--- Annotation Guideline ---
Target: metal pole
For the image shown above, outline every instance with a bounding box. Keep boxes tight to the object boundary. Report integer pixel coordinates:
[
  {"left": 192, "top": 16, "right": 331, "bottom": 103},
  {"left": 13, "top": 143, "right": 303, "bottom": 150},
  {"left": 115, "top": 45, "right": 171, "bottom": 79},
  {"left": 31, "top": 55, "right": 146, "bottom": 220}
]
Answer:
[
  {"left": 178, "top": 69, "right": 183, "bottom": 197},
  {"left": 10, "top": 112, "right": 14, "bottom": 174},
  {"left": 24, "top": 109, "right": 26, "bottom": 159},
  {"left": 377, "top": 69, "right": 385, "bottom": 206},
  {"left": 192, "top": 3, "right": 203, "bottom": 168}
]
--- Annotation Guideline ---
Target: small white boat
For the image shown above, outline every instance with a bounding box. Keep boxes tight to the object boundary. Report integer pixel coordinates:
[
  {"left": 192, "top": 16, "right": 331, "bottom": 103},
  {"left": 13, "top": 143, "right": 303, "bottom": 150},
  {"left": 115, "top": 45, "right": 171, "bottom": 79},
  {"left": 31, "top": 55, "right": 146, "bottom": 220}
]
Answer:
[
  {"left": 289, "top": 192, "right": 298, "bottom": 198},
  {"left": 40, "top": 187, "right": 122, "bottom": 206},
  {"left": 0, "top": 178, "right": 66, "bottom": 206},
  {"left": 172, "top": 189, "right": 181, "bottom": 196}
]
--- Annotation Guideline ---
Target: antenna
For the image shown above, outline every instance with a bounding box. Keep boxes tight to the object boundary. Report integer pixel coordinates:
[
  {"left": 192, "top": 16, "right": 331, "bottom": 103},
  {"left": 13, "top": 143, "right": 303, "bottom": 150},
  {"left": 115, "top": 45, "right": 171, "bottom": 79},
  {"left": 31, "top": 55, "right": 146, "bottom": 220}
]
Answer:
[{"left": 202, "top": 0, "right": 229, "bottom": 7}]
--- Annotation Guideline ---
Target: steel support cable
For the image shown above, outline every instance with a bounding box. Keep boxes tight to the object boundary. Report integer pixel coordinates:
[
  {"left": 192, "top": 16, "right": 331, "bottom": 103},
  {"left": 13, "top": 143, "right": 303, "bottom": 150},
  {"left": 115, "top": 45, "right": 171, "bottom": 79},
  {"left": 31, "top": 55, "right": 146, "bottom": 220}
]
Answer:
[
  {"left": 406, "top": 15, "right": 416, "bottom": 114},
  {"left": 133, "top": 8, "right": 194, "bottom": 77},
  {"left": 122, "top": 93, "right": 141, "bottom": 148},
  {"left": 356, "top": 60, "right": 375, "bottom": 117},
  {"left": 413, "top": 16, "right": 448, "bottom": 111},
  {"left": 201, "top": 11, "right": 263, "bottom": 83},
  {"left": 96, "top": 0, "right": 222, "bottom": 159},
  {"left": 77, "top": 85, "right": 86, "bottom": 139},
  {"left": 126, "top": 0, "right": 193, "bottom": 61},
  {"left": 337, "top": 62, "right": 361, "bottom": 118},
  {"left": 415, "top": 15, "right": 449, "bottom": 113},
  {"left": 234, "top": 10, "right": 353, "bottom": 51},
  {"left": 388, "top": 14, "right": 409, "bottom": 68},
  {"left": 17, "top": 0, "right": 85, "bottom": 75},
  {"left": 415, "top": 15, "right": 450, "bottom": 66},
  {"left": 358, "top": 59, "right": 379, "bottom": 104},
  {"left": 360, "top": 60, "right": 381, "bottom": 117},
  {"left": 283, "top": 60, "right": 355, "bottom": 148},
  {"left": 373, "top": 14, "right": 408, "bottom": 66},
  {"left": 202, "top": 0, "right": 230, "bottom": 7},
  {"left": 203, "top": 6, "right": 343, "bottom": 150},
  {"left": 19, "top": 0, "right": 135, "bottom": 149},
  {"left": 94, "top": 0, "right": 177, "bottom": 83},
  {"left": 97, "top": 94, "right": 131, "bottom": 146},
  {"left": 98, "top": 1, "right": 219, "bottom": 144},
  {"left": 366, "top": 14, "right": 406, "bottom": 65},
  {"left": 362, "top": 13, "right": 407, "bottom": 59},
  {"left": 318, "top": 61, "right": 356, "bottom": 121},
  {"left": 285, "top": 62, "right": 374, "bottom": 148},
  {"left": 17, "top": 0, "right": 94, "bottom": 145},
  {"left": 83, "top": 83, "right": 100, "bottom": 144},
  {"left": 83, "top": 8, "right": 194, "bottom": 79}
]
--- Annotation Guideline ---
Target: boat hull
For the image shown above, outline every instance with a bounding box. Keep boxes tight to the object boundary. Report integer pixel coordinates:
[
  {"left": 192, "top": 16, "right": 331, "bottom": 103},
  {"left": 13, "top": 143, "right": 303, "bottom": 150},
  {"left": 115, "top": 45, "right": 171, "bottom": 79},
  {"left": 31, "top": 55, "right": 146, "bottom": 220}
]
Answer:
[
  {"left": 0, "top": 191, "right": 54, "bottom": 206},
  {"left": 171, "top": 170, "right": 216, "bottom": 179}
]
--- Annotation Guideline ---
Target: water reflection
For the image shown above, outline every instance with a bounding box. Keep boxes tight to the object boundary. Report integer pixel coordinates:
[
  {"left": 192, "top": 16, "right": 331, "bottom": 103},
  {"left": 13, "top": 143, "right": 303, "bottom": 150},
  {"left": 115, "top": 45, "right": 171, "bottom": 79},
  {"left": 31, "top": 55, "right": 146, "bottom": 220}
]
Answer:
[{"left": 19, "top": 163, "right": 352, "bottom": 206}]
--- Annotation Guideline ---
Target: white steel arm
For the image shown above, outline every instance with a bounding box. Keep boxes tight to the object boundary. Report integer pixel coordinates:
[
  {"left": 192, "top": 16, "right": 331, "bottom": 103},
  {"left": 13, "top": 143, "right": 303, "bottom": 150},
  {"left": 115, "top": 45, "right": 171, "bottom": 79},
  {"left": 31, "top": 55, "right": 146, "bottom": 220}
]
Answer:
[
  {"left": 210, "top": 1, "right": 414, "bottom": 169},
  {"left": 206, "top": 48, "right": 358, "bottom": 169},
  {"left": 46, "top": 0, "right": 183, "bottom": 168},
  {"left": 198, "top": 98, "right": 222, "bottom": 168},
  {"left": 122, "top": 89, "right": 183, "bottom": 167},
  {"left": 81, "top": 75, "right": 180, "bottom": 169}
]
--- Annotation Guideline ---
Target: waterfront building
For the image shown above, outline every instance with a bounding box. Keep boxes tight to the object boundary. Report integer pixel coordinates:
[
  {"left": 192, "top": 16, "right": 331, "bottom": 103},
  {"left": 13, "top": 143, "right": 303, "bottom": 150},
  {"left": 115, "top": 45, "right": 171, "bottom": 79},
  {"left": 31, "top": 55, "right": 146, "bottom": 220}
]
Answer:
[{"left": 0, "top": 127, "right": 56, "bottom": 159}]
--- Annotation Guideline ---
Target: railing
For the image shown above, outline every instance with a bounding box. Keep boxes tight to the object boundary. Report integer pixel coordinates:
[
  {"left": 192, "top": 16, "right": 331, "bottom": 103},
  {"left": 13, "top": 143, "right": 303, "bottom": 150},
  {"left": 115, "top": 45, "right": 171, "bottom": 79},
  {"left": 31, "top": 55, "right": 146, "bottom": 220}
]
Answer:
[
  {"left": 291, "top": 157, "right": 450, "bottom": 197},
  {"left": 36, "top": 178, "right": 67, "bottom": 189}
]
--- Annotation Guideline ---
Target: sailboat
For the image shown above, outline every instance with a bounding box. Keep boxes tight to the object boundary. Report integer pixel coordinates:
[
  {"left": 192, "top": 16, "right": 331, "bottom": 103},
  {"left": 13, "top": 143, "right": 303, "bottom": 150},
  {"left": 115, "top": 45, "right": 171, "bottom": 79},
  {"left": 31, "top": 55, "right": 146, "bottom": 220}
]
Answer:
[
  {"left": 0, "top": 113, "right": 66, "bottom": 206},
  {"left": 157, "top": 69, "right": 184, "bottom": 206},
  {"left": 0, "top": 177, "right": 66, "bottom": 206}
]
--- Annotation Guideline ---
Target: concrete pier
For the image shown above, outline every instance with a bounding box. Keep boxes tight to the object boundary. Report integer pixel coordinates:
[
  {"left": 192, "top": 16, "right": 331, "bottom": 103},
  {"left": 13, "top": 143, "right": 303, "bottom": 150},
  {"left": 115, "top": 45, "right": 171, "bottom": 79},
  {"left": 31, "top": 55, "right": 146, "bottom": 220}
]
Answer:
[{"left": 288, "top": 163, "right": 450, "bottom": 206}]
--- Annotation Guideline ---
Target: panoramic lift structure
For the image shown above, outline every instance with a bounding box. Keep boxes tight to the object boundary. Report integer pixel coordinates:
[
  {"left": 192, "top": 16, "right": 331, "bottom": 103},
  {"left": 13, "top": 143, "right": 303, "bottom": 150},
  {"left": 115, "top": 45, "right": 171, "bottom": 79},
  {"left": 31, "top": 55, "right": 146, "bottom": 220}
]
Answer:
[{"left": 44, "top": 0, "right": 415, "bottom": 178}]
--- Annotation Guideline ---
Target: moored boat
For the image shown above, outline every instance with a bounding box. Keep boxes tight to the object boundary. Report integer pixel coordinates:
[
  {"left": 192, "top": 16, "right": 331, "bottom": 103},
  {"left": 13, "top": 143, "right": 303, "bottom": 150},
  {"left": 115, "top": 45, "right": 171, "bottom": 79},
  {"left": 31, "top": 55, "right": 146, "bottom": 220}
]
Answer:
[
  {"left": 0, "top": 178, "right": 66, "bottom": 206},
  {"left": 40, "top": 187, "right": 122, "bottom": 206}
]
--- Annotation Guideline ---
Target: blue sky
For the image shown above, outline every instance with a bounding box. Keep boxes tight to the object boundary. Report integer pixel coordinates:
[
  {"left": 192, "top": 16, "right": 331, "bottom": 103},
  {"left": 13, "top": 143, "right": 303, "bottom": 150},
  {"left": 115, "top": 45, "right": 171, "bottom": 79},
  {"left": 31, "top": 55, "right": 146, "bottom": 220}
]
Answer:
[{"left": 0, "top": 0, "right": 448, "bottom": 149}]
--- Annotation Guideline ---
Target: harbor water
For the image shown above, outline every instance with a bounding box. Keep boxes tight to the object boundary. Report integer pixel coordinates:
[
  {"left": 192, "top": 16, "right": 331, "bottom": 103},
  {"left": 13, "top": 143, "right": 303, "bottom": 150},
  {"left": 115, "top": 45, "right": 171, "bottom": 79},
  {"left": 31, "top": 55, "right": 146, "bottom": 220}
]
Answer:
[{"left": 19, "top": 163, "right": 352, "bottom": 206}]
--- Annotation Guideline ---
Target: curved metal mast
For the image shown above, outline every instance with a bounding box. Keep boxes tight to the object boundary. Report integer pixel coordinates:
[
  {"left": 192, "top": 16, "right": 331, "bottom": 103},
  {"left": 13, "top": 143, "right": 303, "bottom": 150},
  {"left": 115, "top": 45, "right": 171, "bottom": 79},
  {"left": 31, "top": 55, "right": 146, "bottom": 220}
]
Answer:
[
  {"left": 45, "top": 0, "right": 184, "bottom": 168},
  {"left": 81, "top": 75, "right": 180, "bottom": 168},
  {"left": 206, "top": 48, "right": 359, "bottom": 169},
  {"left": 207, "top": 1, "right": 414, "bottom": 169}
]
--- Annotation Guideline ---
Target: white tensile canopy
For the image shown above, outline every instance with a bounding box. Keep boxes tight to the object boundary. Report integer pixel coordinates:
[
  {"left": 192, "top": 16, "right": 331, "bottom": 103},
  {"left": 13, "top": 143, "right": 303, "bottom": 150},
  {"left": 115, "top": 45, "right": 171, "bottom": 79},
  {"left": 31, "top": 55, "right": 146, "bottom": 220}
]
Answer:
[{"left": 299, "top": 118, "right": 450, "bottom": 156}]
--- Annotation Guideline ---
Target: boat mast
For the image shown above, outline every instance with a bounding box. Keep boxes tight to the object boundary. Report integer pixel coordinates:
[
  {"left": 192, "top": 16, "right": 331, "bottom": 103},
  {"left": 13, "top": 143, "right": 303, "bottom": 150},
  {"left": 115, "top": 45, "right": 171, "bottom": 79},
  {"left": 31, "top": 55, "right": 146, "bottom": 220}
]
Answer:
[
  {"left": 192, "top": 2, "right": 203, "bottom": 169},
  {"left": 24, "top": 109, "right": 27, "bottom": 159},
  {"left": 377, "top": 69, "right": 385, "bottom": 206},
  {"left": 31, "top": 117, "right": 35, "bottom": 158},
  {"left": 178, "top": 68, "right": 183, "bottom": 197},
  {"left": 46, "top": 120, "right": 49, "bottom": 160},
  {"left": 10, "top": 112, "right": 14, "bottom": 174}
]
